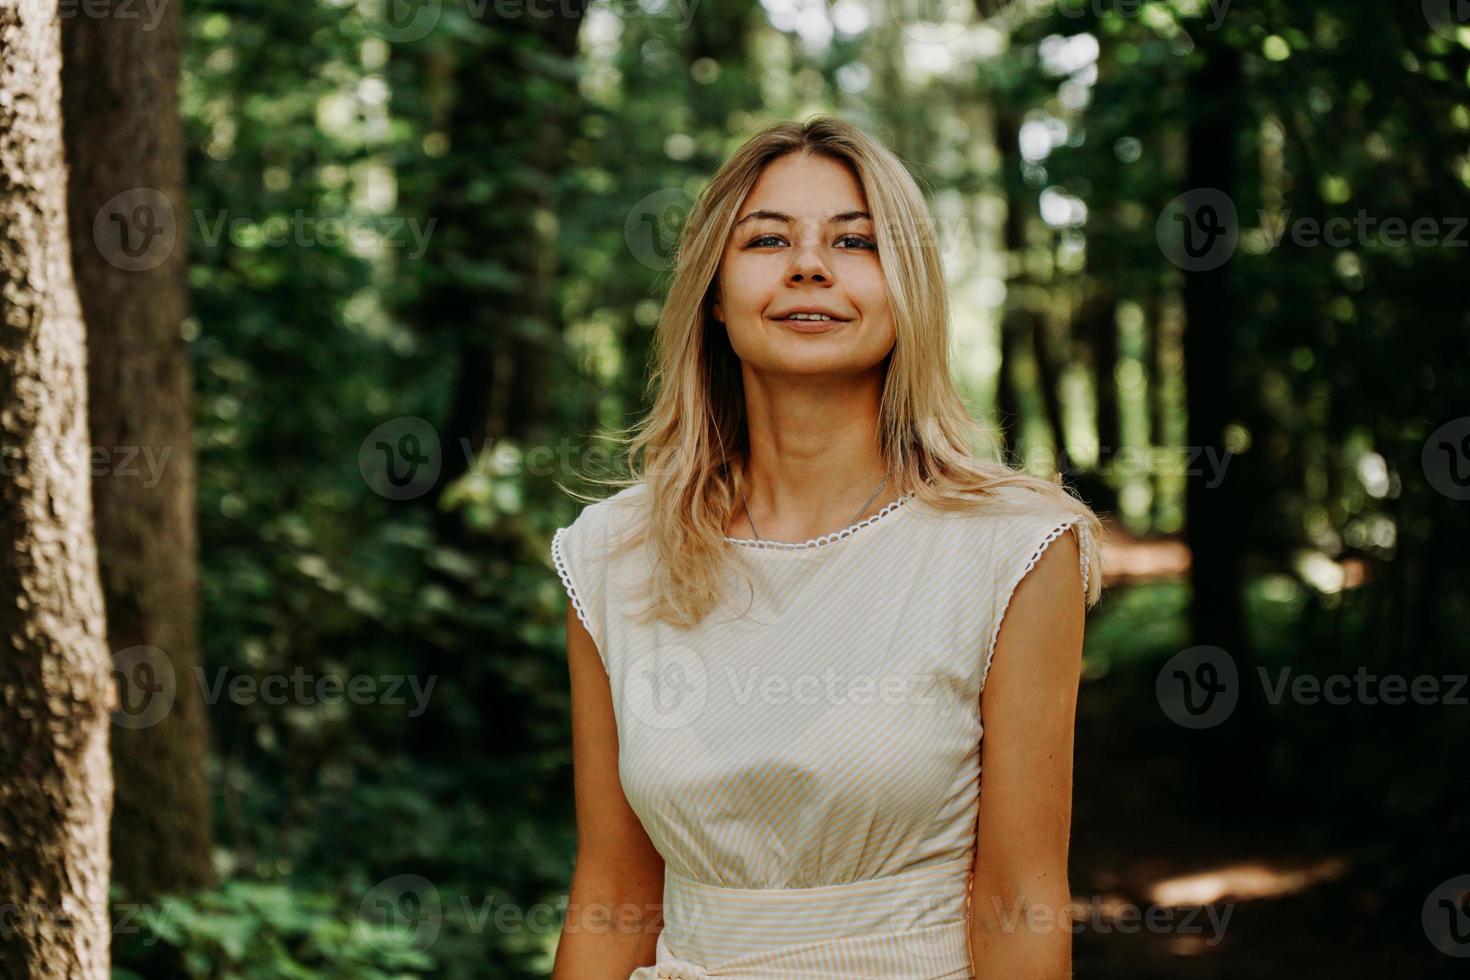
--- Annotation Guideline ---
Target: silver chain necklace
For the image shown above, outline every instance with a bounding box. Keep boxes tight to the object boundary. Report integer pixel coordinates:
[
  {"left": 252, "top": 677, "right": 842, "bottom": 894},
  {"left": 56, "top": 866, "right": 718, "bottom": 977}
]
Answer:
[{"left": 739, "top": 473, "right": 891, "bottom": 543}]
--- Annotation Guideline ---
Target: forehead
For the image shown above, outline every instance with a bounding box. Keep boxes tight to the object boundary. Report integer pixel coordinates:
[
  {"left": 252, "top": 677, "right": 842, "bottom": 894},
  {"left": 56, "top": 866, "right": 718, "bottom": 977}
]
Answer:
[{"left": 739, "top": 152, "right": 868, "bottom": 218}]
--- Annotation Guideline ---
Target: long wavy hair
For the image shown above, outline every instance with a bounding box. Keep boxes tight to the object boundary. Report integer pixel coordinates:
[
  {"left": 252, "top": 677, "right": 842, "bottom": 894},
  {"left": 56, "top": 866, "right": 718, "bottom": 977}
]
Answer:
[{"left": 569, "top": 115, "right": 1104, "bottom": 629}]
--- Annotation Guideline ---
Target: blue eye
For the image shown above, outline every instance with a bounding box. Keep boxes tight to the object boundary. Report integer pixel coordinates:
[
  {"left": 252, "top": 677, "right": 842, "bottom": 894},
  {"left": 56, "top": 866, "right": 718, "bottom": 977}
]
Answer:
[{"left": 747, "top": 234, "right": 877, "bottom": 249}]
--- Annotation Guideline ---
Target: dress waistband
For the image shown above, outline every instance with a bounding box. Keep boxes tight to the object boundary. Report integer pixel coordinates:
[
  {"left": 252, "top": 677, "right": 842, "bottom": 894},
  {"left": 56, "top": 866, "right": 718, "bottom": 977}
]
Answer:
[{"left": 630, "top": 856, "right": 975, "bottom": 979}]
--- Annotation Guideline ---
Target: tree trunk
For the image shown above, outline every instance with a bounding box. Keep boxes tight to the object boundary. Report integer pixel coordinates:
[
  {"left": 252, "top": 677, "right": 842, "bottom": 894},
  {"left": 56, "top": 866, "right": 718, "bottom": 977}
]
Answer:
[
  {"left": 1031, "top": 310, "right": 1069, "bottom": 471},
  {"left": 1147, "top": 289, "right": 1171, "bottom": 525},
  {"left": 395, "top": 6, "right": 589, "bottom": 760},
  {"left": 996, "top": 313, "right": 1025, "bottom": 464},
  {"left": 0, "top": 3, "right": 114, "bottom": 976},
  {"left": 994, "top": 112, "right": 1025, "bottom": 463},
  {"left": 1182, "top": 41, "right": 1247, "bottom": 658},
  {"left": 1181, "top": 37, "right": 1273, "bottom": 783},
  {"left": 60, "top": 0, "right": 216, "bottom": 901},
  {"left": 994, "top": 110, "right": 1066, "bottom": 472},
  {"left": 1073, "top": 285, "right": 1119, "bottom": 516}
]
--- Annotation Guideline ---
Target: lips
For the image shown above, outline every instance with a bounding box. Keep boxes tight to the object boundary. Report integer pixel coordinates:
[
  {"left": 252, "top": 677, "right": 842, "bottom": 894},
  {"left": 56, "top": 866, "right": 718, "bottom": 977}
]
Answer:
[
  {"left": 777, "top": 316, "right": 845, "bottom": 334},
  {"left": 770, "top": 307, "right": 852, "bottom": 322}
]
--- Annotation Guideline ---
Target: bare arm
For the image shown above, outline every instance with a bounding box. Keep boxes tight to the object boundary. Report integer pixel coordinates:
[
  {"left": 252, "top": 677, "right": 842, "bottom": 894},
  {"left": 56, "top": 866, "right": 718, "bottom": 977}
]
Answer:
[
  {"left": 551, "top": 602, "right": 666, "bottom": 980},
  {"left": 968, "top": 529, "right": 1085, "bottom": 978}
]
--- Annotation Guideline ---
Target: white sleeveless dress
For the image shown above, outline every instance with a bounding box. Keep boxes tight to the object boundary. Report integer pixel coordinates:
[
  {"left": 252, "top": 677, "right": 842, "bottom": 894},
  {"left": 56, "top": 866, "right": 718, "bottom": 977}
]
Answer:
[{"left": 551, "top": 482, "right": 1095, "bottom": 979}]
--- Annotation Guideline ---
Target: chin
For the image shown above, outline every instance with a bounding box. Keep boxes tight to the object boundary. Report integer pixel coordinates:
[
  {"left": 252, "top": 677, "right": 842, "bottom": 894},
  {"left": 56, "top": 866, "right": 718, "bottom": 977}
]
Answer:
[{"left": 763, "top": 347, "right": 887, "bottom": 377}]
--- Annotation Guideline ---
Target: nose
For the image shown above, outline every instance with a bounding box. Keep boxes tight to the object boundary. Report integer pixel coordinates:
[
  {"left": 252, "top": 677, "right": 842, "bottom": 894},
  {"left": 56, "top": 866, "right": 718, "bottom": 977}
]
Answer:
[{"left": 786, "top": 224, "right": 832, "bottom": 285}]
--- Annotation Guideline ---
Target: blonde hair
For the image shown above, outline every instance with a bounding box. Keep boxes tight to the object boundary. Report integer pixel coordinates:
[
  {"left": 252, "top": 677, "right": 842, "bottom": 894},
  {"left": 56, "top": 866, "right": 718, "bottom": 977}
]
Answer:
[{"left": 565, "top": 115, "right": 1103, "bottom": 628}]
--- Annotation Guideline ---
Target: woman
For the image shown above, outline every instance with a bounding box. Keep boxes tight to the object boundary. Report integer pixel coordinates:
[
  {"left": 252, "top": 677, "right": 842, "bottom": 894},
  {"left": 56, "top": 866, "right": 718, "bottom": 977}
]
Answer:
[{"left": 550, "top": 116, "right": 1103, "bottom": 979}]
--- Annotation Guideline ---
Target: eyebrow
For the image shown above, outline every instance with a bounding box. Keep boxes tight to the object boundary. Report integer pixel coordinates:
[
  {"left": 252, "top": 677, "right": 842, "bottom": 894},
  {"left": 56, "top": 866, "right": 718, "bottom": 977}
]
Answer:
[{"left": 734, "top": 209, "right": 873, "bottom": 227}]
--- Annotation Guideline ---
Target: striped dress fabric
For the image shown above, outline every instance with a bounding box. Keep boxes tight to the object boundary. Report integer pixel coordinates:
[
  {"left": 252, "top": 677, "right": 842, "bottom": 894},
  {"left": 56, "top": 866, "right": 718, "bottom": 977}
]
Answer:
[{"left": 551, "top": 482, "right": 1095, "bottom": 979}]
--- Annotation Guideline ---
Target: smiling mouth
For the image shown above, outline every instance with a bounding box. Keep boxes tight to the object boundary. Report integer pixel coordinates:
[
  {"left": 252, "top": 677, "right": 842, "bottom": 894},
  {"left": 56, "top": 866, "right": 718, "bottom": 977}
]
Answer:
[
  {"left": 773, "top": 316, "right": 848, "bottom": 333},
  {"left": 771, "top": 314, "right": 851, "bottom": 324}
]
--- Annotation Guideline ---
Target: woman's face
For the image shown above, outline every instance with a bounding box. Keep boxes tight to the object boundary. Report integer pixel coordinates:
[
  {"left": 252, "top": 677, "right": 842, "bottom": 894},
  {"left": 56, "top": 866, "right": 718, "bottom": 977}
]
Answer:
[{"left": 712, "top": 152, "right": 896, "bottom": 377}]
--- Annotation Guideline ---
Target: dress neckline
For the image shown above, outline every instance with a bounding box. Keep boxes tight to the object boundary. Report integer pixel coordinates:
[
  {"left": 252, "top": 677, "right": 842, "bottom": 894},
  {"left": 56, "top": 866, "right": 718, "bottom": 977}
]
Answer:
[{"left": 724, "top": 493, "right": 914, "bottom": 551}]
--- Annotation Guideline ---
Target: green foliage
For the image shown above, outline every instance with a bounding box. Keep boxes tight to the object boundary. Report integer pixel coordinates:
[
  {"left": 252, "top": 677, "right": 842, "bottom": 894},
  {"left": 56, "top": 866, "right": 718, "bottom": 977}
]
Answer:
[
  {"left": 111, "top": 879, "right": 434, "bottom": 979},
  {"left": 123, "top": 0, "right": 1470, "bottom": 975}
]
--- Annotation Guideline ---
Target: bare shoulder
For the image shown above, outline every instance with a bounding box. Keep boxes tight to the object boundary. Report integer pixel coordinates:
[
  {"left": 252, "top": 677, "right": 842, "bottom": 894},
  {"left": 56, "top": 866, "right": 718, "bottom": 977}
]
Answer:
[
  {"left": 989, "top": 522, "right": 1086, "bottom": 688},
  {"left": 1014, "top": 523, "right": 1085, "bottom": 612}
]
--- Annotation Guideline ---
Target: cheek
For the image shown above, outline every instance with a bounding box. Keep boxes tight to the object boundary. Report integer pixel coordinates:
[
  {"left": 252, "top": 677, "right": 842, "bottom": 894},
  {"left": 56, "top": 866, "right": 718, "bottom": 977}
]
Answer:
[
  {"left": 853, "top": 273, "right": 892, "bottom": 320},
  {"left": 723, "top": 264, "right": 771, "bottom": 313}
]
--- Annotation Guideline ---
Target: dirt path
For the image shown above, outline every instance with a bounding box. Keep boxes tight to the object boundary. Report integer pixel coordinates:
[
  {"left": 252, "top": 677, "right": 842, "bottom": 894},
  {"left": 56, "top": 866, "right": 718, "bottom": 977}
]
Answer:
[{"left": 1067, "top": 680, "right": 1458, "bottom": 977}]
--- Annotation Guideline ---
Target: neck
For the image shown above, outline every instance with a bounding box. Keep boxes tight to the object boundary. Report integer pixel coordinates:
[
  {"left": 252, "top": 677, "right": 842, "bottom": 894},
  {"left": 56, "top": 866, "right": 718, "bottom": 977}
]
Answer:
[{"left": 735, "top": 367, "right": 897, "bottom": 539}]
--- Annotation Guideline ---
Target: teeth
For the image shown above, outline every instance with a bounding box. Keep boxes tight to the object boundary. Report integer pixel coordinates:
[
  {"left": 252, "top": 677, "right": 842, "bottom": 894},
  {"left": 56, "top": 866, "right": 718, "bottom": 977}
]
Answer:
[{"left": 786, "top": 313, "right": 833, "bottom": 321}]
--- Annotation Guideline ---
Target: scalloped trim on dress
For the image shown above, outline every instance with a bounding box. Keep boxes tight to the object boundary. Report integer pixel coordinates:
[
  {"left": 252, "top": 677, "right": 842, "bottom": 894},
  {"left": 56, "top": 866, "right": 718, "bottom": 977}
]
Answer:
[
  {"left": 725, "top": 493, "right": 915, "bottom": 551},
  {"left": 980, "top": 517, "right": 1090, "bottom": 691},
  {"left": 551, "top": 526, "right": 594, "bottom": 638}
]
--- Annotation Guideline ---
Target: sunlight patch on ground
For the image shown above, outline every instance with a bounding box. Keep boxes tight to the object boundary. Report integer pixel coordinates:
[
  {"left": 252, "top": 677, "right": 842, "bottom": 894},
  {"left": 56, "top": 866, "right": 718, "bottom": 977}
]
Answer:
[{"left": 1147, "top": 856, "right": 1349, "bottom": 906}]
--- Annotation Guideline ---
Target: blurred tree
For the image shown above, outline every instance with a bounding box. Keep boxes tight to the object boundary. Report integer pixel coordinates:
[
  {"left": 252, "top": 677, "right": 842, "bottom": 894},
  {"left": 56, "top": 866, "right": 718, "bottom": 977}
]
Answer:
[
  {"left": 61, "top": 0, "right": 217, "bottom": 904},
  {"left": 993, "top": 111, "right": 1027, "bottom": 458},
  {"left": 91, "top": 1, "right": 1470, "bottom": 973},
  {"left": 0, "top": 2, "right": 114, "bottom": 976},
  {"left": 1180, "top": 32, "right": 1248, "bottom": 658},
  {"left": 415, "top": 1, "right": 590, "bottom": 529},
  {"left": 1072, "top": 283, "right": 1119, "bottom": 516}
]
